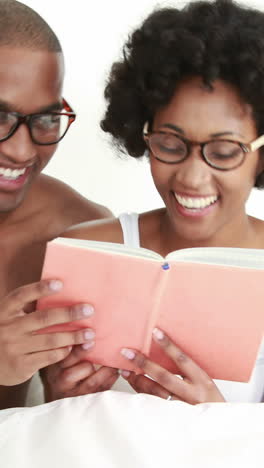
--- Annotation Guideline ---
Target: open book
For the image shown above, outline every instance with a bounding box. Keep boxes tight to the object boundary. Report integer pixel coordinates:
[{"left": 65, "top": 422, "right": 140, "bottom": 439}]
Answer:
[{"left": 39, "top": 238, "right": 264, "bottom": 382}]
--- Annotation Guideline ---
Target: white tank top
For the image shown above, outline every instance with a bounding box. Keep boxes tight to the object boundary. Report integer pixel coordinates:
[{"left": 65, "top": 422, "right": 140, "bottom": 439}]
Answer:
[{"left": 117, "top": 212, "right": 264, "bottom": 403}]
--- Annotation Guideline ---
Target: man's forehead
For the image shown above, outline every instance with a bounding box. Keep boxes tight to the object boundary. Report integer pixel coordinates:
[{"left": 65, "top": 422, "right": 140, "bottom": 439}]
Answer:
[
  {"left": 0, "top": 46, "right": 64, "bottom": 78},
  {"left": 0, "top": 47, "right": 64, "bottom": 113},
  {"left": 0, "top": 45, "right": 64, "bottom": 64}
]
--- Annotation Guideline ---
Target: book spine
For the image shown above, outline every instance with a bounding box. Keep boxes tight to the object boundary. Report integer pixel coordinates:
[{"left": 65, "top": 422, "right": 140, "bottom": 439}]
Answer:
[{"left": 143, "top": 262, "right": 171, "bottom": 355}]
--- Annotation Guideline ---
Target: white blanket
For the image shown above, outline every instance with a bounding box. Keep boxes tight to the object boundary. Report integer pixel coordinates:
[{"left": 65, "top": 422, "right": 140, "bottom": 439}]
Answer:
[{"left": 0, "top": 391, "right": 263, "bottom": 467}]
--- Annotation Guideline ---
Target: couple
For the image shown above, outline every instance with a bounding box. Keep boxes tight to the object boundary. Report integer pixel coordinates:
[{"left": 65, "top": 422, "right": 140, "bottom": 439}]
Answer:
[{"left": 0, "top": 0, "right": 264, "bottom": 409}]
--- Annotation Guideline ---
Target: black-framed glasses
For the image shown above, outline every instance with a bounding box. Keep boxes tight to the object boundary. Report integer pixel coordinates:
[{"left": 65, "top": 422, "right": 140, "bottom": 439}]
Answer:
[
  {"left": 143, "top": 122, "right": 264, "bottom": 171},
  {"left": 0, "top": 98, "right": 76, "bottom": 146}
]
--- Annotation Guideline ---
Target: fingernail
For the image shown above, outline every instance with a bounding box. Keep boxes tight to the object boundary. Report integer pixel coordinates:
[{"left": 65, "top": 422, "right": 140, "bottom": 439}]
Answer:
[
  {"left": 82, "top": 304, "right": 94, "bottom": 317},
  {"left": 118, "top": 369, "right": 131, "bottom": 378},
  {"left": 153, "top": 328, "right": 164, "bottom": 340},
  {"left": 82, "top": 341, "right": 95, "bottom": 350},
  {"left": 49, "top": 280, "right": 63, "bottom": 291},
  {"left": 84, "top": 329, "right": 95, "bottom": 340},
  {"left": 121, "top": 348, "right": 136, "bottom": 360}
]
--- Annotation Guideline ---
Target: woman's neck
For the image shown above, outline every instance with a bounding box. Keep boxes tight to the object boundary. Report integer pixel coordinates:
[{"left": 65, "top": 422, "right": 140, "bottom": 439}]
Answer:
[{"left": 139, "top": 208, "right": 263, "bottom": 257}]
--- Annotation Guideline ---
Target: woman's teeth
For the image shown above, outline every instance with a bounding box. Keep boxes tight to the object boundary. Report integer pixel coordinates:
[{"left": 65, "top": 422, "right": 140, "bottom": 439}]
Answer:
[
  {"left": 174, "top": 193, "right": 218, "bottom": 209},
  {"left": 0, "top": 167, "right": 26, "bottom": 180}
]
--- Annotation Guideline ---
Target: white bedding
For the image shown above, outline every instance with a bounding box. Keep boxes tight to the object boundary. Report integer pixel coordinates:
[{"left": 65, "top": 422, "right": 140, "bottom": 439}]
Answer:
[{"left": 1, "top": 391, "right": 264, "bottom": 467}]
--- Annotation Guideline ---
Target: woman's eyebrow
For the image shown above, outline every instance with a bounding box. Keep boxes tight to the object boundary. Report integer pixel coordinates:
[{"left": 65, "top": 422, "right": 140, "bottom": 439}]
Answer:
[
  {"left": 210, "top": 131, "right": 245, "bottom": 138},
  {"left": 159, "top": 123, "right": 185, "bottom": 134},
  {"left": 159, "top": 124, "right": 245, "bottom": 139}
]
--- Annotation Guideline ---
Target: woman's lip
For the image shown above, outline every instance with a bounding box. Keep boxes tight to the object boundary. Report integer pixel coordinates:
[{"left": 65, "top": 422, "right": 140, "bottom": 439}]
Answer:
[
  {"left": 173, "top": 191, "right": 218, "bottom": 199},
  {"left": 172, "top": 193, "right": 219, "bottom": 218}
]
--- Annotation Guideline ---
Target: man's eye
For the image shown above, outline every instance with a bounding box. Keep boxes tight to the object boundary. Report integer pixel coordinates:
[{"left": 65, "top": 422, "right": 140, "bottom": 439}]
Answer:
[
  {"left": 35, "top": 115, "right": 60, "bottom": 129},
  {"left": 0, "top": 112, "right": 14, "bottom": 125}
]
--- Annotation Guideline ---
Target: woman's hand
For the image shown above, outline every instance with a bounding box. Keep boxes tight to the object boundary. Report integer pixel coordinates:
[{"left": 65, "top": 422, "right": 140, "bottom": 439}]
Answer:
[
  {"left": 40, "top": 345, "right": 119, "bottom": 402},
  {"left": 120, "top": 328, "right": 225, "bottom": 404}
]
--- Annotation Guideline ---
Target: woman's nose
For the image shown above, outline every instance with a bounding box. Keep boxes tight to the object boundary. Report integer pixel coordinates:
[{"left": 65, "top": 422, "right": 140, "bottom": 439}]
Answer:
[{"left": 174, "top": 147, "right": 213, "bottom": 189}]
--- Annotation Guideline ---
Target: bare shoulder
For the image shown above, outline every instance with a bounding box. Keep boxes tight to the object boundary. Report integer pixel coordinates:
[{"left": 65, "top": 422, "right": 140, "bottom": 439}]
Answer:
[
  {"left": 63, "top": 217, "right": 124, "bottom": 243},
  {"left": 63, "top": 209, "right": 162, "bottom": 245},
  {"left": 37, "top": 174, "right": 112, "bottom": 223},
  {"left": 251, "top": 216, "right": 264, "bottom": 248}
]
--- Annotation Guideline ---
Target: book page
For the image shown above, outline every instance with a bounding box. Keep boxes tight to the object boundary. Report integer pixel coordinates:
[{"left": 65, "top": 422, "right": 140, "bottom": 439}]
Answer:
[
  {"left": 166, "top": 247, "right": 264, "bottom": 269},
  {"left": 54, "top": 237, "right": 163, "bottom": 261},
  {"left": 39, "top": 242, "right": 163, "bottom": 371},
  {"left": 150, "top": 262, "right": 264, "bottom": 382}
]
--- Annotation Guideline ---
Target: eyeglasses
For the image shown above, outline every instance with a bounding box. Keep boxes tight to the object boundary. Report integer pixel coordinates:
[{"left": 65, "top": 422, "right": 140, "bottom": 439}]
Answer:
[
  {"left": 143, "top": 122, "right": 264, "bottom": 171},
  {"left": 0, "top": 98, "right": 76, "bottom": 146}
]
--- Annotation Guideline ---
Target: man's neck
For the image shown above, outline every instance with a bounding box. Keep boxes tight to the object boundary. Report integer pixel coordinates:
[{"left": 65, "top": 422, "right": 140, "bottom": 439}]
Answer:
[{"left": 0, "top": 177, "right": 43, "bottom": 228}]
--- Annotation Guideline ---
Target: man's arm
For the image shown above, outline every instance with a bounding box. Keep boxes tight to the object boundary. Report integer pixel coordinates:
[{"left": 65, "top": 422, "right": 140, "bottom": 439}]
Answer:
[{"left": 0, "top": 382, "right": 30, "bottom": 409}]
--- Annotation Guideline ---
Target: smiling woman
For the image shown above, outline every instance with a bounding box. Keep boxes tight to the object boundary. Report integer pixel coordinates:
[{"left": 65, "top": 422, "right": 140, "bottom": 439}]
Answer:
[
  {"left": 40, "top": 0, "right": 264, "bottom": 404},
  {"left": 145, "top": 76, "right": 262, "bottom": 246}
]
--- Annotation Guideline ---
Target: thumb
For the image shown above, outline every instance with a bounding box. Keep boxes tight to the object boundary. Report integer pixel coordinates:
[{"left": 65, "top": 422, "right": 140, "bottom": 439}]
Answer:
[{"left": 59, "top": 346, "right": 95, "bottom": 371}]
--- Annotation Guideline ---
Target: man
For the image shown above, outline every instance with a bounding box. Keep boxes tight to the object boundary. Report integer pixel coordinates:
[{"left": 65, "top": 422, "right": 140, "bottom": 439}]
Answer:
[{"left": 0, "top": 0, "right": 112, "bottom": 408}]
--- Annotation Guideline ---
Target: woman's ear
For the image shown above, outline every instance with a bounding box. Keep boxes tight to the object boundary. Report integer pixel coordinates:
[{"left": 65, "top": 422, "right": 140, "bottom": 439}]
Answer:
[{"left": 255, "top": 156, "right": 264, "bottom": 188}]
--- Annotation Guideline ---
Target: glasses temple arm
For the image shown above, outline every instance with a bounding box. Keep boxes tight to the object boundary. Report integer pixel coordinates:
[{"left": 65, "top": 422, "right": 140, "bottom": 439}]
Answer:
[{"left": 249, "top": 135, "right": 264, "bottom": 152}]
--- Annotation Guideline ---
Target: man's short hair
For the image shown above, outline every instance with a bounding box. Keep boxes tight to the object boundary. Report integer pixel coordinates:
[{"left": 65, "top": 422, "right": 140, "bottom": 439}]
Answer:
[{"left": 0, "top": 0, "right": 62, "bottom": 52}]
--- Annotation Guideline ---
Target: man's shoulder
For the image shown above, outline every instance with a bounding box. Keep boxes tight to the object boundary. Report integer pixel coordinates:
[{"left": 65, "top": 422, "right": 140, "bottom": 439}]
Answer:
[
  {"left": 37, "top": 174, "right": 112, "bottom": 223},
  {"left": 64, "top": 216, "right": 123, "bottom": 243}
]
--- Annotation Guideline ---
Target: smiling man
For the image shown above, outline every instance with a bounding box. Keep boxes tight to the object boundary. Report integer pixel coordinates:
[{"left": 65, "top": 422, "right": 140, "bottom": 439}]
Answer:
[{"left": 0, "top": 0, "right": 112, "bottom": 409}]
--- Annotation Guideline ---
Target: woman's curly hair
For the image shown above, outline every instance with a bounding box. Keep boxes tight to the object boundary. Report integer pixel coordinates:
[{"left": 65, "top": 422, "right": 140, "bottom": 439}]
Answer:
[{"left": 101, "top": 0, "right": 264, "bottom": 188}]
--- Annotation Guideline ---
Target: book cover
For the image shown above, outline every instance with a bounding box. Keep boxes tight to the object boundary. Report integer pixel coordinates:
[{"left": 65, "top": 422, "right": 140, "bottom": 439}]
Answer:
[{"left": 38, "top": 238, "right": 264, "bottom": 382}]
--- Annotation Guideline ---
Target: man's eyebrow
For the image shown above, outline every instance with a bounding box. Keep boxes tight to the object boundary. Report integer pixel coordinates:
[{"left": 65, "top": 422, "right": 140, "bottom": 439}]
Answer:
[
  {"left": 37, "top": 102, "right": 63, "bottom": 113},
  {"left": 158, "top": 124, "right": 244, "bottom": 139},
  {"left": 0, "top": 100, "right": 13, "bottom": 112},
  {"left": 0, "top": 100, "right": 63, "bottom": 113}
]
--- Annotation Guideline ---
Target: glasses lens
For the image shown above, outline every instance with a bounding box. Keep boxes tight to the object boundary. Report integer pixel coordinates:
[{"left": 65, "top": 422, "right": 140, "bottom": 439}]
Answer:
[
  {"left": 0, "top": 112, "right": 18, "bottom": 139},
  {"left": 149, "top": 133, "right": 188, "bottom": 163},
  {"left": 204, "top": 141, "right": 244, "bottom": 169},
  {"left": 30, "top": 114, "right": 70, "bottom": 144}
]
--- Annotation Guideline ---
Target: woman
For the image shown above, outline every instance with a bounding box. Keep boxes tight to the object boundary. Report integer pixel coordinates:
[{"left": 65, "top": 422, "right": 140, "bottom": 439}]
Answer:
[{"left": 42, "top": 0, "right": 264, "bottom": 403}]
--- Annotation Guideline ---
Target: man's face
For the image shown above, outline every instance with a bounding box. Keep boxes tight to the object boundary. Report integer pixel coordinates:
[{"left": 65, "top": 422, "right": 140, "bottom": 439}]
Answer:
[{"left": 0, "top": 46, "right": 64, "bottom": 212}]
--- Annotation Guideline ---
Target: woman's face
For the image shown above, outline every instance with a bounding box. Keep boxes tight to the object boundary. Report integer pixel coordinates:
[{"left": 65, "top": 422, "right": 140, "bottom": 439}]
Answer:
[{"left": 150, "top": 76, "right": 262, "bottom": 245}]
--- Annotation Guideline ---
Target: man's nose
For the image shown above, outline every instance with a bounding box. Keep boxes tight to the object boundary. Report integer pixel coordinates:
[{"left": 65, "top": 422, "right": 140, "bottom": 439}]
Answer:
[{"left": 0, "top": 124, "right": 37, "bottom": 164}]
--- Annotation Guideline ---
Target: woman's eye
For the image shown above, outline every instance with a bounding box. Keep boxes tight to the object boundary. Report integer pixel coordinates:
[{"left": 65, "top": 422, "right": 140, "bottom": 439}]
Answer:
[
  {"left": 211, "top": 148, "right": 241, "bottom": 160},
  {"left": 211, "top": 152, "right": 233, "bottom": 159},
  {"left": 158, "top": 135, "right": 185, "bottom": 153}
]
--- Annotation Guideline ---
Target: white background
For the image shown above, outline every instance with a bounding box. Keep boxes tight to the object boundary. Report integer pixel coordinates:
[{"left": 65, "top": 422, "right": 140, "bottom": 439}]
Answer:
[{"left": 23, "top": 0, "right": 263, "bottom": 219}]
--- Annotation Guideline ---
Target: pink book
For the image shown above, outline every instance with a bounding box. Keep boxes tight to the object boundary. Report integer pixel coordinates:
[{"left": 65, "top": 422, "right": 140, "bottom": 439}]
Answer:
[{"left": 38, "top": 238, "right": 264, "bottom": 382}]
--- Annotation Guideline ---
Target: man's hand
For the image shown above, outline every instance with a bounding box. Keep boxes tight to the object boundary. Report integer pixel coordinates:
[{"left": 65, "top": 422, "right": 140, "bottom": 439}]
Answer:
[
  {"left": 41, "top": 346, "right": 119, "bottom": 402},
  {"left": 0, "top": 280, "right": 95, "bottom": 386}
]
